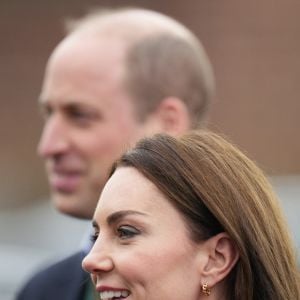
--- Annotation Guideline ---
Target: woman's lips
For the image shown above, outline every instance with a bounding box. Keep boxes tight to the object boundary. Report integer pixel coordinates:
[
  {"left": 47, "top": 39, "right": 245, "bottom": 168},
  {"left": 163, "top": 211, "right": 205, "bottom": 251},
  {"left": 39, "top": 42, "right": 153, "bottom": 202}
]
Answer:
[{"left": 96, "top": 286, "right": 131, "bottom": 300}]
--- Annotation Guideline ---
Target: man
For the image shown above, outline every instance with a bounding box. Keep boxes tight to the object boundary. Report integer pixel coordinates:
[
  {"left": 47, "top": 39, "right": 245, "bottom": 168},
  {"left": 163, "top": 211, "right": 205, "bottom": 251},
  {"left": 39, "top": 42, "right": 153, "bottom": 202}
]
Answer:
[{"left": 17, "top": 7, "right": 215, "bottom": 300}]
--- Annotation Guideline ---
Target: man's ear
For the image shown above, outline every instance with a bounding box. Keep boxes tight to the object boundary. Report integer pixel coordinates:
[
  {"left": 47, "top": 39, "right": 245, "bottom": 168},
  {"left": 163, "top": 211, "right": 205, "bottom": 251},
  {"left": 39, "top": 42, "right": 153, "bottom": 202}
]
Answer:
[
  {"left": 150, "top": 97, "right": 191, "bottom": 135},
  {"left": 198, "top": 232, "right": 239, "bottom": 289}
]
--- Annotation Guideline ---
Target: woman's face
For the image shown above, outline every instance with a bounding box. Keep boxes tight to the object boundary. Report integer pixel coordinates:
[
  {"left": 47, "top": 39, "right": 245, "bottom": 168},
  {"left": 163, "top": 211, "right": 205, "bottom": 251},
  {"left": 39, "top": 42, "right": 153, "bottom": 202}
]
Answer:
[{"left": 83, "top": 167, "right": 207, "bottom": 300}]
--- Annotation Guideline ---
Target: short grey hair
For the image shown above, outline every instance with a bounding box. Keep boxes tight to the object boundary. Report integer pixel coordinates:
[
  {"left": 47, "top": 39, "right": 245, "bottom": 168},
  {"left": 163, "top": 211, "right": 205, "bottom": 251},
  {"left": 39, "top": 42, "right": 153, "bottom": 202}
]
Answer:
[{"left": 65, "top": 7, "right": 215, "bottom": 128}]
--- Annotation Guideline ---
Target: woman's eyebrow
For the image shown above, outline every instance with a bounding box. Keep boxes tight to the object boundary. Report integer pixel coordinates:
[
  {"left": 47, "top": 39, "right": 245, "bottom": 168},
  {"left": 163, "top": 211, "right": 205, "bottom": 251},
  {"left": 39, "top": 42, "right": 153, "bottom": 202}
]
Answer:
[{"left": 107, "top": 210, "right": 148, "bottom": 226}]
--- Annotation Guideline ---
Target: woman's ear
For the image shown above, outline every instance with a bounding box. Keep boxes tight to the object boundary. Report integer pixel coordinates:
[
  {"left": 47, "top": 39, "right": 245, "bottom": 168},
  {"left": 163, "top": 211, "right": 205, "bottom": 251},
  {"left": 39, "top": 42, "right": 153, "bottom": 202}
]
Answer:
[{"left": 198, "top": 232, "right": 239, "bottom": 290}]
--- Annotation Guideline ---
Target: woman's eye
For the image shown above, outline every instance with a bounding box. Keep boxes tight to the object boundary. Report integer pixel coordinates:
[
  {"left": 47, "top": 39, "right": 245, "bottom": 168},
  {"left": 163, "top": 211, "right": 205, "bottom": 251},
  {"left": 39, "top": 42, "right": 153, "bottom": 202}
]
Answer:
[
  {"left": 90, "top": 232, "right": 99, "bottom": 243},
  {"left": 117, "top": 225, "right": 140, "bottom": 240}
]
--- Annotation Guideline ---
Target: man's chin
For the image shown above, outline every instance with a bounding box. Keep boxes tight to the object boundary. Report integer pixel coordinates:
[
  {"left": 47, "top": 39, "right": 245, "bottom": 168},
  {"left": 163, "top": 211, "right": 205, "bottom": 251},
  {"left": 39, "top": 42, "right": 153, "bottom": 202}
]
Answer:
[{"left": 52, "top": 193, "right": 92, "bottom": 219}]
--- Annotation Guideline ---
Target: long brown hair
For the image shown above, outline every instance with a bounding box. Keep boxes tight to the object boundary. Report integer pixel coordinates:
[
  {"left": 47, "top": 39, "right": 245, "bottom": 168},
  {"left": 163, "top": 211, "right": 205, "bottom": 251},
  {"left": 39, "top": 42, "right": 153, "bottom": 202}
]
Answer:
[{"left": 113, "top": 130, "right": 300, "bottom": 300}]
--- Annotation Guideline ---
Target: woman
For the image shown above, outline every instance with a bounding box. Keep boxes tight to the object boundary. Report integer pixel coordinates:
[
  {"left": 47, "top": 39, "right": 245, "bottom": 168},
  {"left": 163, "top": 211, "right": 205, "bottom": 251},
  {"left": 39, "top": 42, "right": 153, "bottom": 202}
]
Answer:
[{"left": 83, "top": 130, "right": 300, "bottom": 300}]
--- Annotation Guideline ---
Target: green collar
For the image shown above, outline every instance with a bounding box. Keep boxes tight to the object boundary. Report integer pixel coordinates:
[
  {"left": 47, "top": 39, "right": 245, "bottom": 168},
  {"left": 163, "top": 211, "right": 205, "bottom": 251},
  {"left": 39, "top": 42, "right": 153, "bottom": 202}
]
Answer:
[{"left": 84, "top": 278, "right": 99, "bottom": 300}]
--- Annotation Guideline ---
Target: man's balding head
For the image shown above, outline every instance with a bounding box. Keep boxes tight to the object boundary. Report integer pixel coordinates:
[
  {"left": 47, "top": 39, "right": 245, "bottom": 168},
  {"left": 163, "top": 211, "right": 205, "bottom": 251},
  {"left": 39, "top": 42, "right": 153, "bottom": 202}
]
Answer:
[
  {"left": 66, "top": 8, "right": 215, "bottom": 127},
  {"left": 38, "top": 7, "right": 215, "bottom": 219}
]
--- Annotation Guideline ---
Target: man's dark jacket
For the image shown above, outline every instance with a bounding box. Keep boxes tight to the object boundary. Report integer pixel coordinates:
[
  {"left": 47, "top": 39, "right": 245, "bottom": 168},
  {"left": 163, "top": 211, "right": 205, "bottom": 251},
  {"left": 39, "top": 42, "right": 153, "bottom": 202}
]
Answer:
[{"left": 16, "top": 251, "right": 89, "bottom": 300}]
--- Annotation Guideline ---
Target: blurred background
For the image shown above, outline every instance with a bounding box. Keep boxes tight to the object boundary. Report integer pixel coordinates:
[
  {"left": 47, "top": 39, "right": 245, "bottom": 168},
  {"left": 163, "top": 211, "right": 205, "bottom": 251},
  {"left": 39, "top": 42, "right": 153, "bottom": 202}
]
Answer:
[{"left": 1, "top": 1, "right": 299, "bottom": 299}]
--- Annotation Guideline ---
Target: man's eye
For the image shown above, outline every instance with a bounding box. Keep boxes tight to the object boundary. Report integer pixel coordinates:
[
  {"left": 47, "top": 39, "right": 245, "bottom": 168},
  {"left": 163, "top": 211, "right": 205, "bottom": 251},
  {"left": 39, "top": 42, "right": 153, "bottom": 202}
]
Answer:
[
  {"left": 69, "top": 109, "right": 90, "bottom": 120},
  {"left": 117, "top": 226, "right": 140, "bottom": 240},
  {"left": 66, "top": 104, "right": 98, "bottom": 121}
]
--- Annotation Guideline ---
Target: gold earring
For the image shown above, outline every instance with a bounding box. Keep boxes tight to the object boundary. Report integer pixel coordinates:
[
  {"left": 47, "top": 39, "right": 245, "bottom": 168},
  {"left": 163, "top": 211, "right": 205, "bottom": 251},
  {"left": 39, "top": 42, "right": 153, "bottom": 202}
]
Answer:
[{"left": 201, "top": 283, "right": 211, "bottom": 296}]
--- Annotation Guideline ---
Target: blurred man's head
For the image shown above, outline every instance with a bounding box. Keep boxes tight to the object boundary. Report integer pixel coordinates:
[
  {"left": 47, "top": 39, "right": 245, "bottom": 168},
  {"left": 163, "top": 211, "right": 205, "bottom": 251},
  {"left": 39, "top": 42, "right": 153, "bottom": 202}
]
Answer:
[{"left": 37, "top": 8, "right": 215, "bottom": 219}]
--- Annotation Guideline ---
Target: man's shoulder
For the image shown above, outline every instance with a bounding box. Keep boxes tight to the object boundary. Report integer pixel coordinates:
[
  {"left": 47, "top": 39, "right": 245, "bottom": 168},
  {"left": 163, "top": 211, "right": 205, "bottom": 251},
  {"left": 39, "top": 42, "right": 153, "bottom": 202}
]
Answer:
[
  {"left": 28, "top": 251, "right": 86, "bottom": 281},
  {"left": 42, "top": 251, "right": 86, "bottom": 276},
  {"left": 16, "top": 251, "right": 89, "bottom": 300}
]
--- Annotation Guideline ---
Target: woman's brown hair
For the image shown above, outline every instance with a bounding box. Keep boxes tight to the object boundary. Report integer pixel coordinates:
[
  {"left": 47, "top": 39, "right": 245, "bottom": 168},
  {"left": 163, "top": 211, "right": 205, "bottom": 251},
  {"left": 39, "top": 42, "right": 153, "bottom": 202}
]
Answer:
[{"left": 113, "top": 130, "right": 300, "bottom": 300}]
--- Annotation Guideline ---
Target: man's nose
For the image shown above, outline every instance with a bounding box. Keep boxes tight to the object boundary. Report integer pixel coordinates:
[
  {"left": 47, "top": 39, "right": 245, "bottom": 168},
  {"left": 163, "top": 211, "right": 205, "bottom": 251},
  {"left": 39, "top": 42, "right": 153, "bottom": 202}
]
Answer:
[{"left": 37, "top": 115, "right": 69, "bottom": 158}]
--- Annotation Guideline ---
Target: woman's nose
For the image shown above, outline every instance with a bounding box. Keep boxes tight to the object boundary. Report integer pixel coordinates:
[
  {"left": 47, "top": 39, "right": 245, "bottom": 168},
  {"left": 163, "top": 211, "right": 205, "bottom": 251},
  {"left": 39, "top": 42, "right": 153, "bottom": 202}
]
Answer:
[{"left": 82, "top": 245, "right": 114, "bottom": 275}]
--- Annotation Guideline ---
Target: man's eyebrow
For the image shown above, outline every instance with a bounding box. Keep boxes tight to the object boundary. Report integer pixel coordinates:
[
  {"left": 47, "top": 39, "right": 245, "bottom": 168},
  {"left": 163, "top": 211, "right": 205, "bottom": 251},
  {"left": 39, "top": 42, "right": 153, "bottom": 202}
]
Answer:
[
  {"left": 38, "top": 94, "right": 49, "bottom": 105},
  {"left": 37, "top": 100, "right": 51, "bottom": 116},
  {"left": 38, "top": 96, "right": 52, "bottom": 112},
  {"left": 107, "top": 210, "right": 148, "bottom": 226}
]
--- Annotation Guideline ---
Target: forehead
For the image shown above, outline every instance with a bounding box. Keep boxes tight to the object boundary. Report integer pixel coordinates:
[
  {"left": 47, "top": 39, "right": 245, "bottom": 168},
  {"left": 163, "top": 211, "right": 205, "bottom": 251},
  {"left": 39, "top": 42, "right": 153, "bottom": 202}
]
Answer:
[
  {"left": 40, "top": 34, "right": 131, "bottom": 107},
  {"left": 52, "top": 32, "right": 127, "bottom": 68},
  {"left": 95, "top": 167, "right": 175, "bottom": 218},
  {"left": 49, "top": 35, "right": 125, "bottom": 82}
]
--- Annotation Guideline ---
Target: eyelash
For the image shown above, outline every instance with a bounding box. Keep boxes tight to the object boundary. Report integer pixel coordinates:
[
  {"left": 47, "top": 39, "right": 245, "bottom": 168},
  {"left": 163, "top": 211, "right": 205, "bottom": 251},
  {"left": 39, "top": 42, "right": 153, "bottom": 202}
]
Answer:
[
  {"left": 117, "top": 225, "right": 140, "bottom": 240},
  {"left": 90, "top": 225, "right": 140, "bottom": 243},
  {"left": 69, "top": 109, "right": 90, "bottom": 119},
  {"left": 90, "top": 232, "right": 99, "bottom": 243}
]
